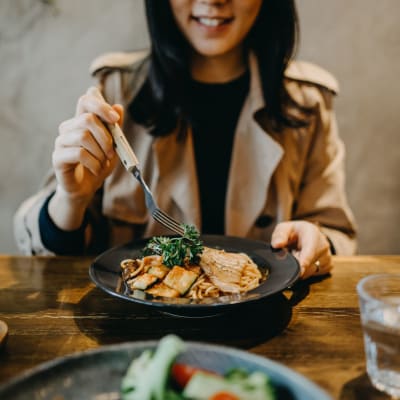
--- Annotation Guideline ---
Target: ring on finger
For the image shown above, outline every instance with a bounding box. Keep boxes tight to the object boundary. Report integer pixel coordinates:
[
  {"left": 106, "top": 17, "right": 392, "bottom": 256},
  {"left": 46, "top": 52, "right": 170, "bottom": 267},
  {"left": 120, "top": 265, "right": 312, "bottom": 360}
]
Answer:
[{"left": 314, "top": 260, "right": 321, "bottom": 273}]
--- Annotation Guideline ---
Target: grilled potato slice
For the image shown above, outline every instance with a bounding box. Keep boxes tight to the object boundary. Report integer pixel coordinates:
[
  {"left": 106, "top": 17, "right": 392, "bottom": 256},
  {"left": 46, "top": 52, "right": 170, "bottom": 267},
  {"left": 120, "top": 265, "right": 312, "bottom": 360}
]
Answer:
[
  {"left": 163, "top": 266, "right": 199, "bottom": 295},
  {"left": 148, "top": 264, "right": 170, "bottom": 279},
  {"left": 127, "top": 273, "right": 158, "bottom": 290},
  {"left": 146, "top": 282, "right": 180, "bottom": 298}
]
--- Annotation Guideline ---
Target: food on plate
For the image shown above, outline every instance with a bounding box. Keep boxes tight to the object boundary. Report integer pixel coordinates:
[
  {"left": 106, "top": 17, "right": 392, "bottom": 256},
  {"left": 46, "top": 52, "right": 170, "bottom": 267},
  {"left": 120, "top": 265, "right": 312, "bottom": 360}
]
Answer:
[
  {"left": 120, "top": 334, "right": 275, "bottom": 400},
  {"left": 198, "top": 247, "right": 262, "bottom": 294},
  {"left": 120, "top": 225, "right": 264, "bottom": 299},
  {"left": 142, "top": 224, "right": 204, "bottom": 268}
]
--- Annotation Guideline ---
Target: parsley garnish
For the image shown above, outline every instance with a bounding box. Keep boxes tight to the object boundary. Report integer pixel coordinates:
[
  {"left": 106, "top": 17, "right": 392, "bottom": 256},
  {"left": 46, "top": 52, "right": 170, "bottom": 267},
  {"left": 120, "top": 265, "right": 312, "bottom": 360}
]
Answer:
[{"left": 142, "top": 224, "right": 203, "bottom": 267}]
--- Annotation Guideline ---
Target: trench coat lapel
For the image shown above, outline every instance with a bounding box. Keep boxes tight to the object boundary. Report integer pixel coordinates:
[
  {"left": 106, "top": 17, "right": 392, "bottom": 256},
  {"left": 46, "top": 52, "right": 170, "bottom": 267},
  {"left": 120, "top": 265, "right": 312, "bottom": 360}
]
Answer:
[
  {"left": 226, "top": 117, "right": 283, "bottom": 237},
  {"left": 152, "top": 53, "right": 283, "bottom": 237},
  {"left": 152, "top": 124, "right": 283, "bottom": 238},
  {"left": 225, "top": 53, "right": 283, "bottom": 237}
]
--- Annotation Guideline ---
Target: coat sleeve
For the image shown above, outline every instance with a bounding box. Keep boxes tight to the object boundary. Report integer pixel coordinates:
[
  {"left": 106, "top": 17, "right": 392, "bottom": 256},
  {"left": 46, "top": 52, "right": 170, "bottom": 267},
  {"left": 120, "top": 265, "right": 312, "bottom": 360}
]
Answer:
[
  {"left": 13, "top": 51, "right": 148, "bottom": 255},
  {"left": 290, "top": 85, "right": 357, "bottom": 255},
  {"left": 13, "top": 170, "right": 108, "bottom": 255},
  {"left": 13, "top": 171, "right": 57, "bottom": 255}
]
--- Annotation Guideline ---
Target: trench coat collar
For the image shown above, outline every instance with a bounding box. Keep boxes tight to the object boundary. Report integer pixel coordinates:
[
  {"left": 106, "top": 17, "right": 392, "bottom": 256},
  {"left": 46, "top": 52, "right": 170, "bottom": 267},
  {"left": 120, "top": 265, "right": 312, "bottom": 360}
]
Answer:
[
  {"left": 153, "top": 52, "right": 283, "bottom": 237},
  {"left": 225, "top": 53, "right": 283, "bottom": 236}
]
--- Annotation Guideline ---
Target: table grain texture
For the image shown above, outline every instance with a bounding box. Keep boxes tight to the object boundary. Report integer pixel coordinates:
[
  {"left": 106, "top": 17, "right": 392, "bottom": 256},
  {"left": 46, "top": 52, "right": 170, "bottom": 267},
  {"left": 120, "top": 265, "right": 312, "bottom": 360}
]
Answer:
[{"left": 0, "top": 255, "right": 399, "bottom": 399}]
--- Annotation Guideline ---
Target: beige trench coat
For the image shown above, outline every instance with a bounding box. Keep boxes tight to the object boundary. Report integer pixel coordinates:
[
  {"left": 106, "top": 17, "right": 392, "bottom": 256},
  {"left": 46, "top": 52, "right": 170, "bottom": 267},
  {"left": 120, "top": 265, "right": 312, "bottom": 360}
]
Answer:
[{"left": 14, "top": 51, "right": 357, "bottom": 255}]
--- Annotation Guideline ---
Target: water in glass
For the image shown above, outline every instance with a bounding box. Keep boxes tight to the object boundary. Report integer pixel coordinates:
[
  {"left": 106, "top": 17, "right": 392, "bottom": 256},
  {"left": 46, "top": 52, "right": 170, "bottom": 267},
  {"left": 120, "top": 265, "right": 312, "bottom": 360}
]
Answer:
[{"left": 359, "top": 287, "right": 400, "bottom": 398}]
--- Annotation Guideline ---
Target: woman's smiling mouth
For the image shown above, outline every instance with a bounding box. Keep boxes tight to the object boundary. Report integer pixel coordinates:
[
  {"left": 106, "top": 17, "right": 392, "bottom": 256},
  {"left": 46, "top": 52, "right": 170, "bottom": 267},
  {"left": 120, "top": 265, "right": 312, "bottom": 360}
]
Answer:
[{"left": 192, "top": 16, "right": 234, "bottom": 27}]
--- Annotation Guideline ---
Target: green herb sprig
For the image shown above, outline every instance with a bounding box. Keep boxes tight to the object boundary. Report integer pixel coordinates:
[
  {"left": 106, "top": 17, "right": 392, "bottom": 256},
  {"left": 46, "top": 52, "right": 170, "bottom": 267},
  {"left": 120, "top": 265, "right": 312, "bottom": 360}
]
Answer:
[{"left": 142, "top": 224, "right": 203, "bottom": 267}]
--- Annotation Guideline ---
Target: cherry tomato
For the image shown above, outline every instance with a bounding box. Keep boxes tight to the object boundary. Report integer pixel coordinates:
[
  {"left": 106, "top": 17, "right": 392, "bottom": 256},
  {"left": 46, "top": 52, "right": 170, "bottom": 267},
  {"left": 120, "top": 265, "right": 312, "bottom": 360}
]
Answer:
[
  {"left": 171, "top": 363, "right": 216, "bottom": 388},
  {"left": 210, "top": 392, "right": 240, "bottom": 400}
]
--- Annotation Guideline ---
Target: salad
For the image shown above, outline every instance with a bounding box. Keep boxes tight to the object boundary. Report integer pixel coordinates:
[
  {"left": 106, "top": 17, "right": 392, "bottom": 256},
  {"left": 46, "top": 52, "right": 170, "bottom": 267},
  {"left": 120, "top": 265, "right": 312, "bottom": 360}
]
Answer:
[{"left": 121, "top": 335, "right": 275, "bottom": 400}]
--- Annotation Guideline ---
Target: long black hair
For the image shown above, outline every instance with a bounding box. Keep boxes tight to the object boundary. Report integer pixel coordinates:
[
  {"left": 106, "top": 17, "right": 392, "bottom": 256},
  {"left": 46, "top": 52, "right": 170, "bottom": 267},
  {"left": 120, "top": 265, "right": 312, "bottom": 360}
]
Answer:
[{"left": 129, "top": 0, "right": 301, "bottom": 137}]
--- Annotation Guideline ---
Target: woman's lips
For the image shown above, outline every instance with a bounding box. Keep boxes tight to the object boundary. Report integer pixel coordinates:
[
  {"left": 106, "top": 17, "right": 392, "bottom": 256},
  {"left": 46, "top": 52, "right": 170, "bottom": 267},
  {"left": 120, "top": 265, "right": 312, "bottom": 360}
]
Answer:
[{"left": 191, "top": 16, "right": 234, "bottom": 28}]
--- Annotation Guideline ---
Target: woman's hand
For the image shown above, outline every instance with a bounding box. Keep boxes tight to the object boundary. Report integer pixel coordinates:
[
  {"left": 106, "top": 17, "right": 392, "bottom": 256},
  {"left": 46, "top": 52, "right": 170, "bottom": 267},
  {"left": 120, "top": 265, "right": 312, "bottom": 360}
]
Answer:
[
  {"left": 49, "top": 87, "right": 122, "bottom": 230},
  {"left": 271, "top": 221, "right": 333, "bottom": 279}
]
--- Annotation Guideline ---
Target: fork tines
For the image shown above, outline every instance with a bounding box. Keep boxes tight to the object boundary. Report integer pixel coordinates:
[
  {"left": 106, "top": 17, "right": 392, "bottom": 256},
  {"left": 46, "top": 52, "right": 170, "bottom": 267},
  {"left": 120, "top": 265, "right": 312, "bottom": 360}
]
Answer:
[{"left": 153, "top": 209, "right": 185, "bottom": 236}]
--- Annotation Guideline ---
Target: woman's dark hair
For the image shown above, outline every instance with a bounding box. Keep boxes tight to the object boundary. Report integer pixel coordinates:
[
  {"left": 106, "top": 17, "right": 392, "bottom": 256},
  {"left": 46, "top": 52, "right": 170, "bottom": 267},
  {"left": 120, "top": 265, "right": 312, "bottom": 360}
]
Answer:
[{"left": 130, "top": 0, "right": 301, "bottom": 137}]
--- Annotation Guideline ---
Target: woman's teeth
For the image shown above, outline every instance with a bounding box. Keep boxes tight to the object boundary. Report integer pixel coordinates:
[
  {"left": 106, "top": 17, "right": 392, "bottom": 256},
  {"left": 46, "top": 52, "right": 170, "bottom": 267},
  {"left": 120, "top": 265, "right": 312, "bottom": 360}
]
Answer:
[{"left": 197, "top": 17, "right": 226, "bottom": 27}]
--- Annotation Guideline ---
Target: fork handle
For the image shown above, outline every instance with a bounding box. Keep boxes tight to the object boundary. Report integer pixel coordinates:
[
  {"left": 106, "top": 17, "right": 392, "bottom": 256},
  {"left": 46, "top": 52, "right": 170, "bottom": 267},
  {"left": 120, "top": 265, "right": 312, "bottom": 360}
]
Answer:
[
  {"left": 91, "top": 86, "right": 139, "bottom": 172},
  {"left": 107, "top": 122, "right": 139, "bottom": 172}
]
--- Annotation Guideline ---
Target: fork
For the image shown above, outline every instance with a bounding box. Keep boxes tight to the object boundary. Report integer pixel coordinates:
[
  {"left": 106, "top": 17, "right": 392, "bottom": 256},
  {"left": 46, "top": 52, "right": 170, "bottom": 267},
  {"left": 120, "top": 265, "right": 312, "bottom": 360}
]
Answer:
[
  {"left": 94, "top": 90, "right": 185, "bottom": 236},
  {"left": 107, "top": 122, "right": 185, "bottom": 236}
]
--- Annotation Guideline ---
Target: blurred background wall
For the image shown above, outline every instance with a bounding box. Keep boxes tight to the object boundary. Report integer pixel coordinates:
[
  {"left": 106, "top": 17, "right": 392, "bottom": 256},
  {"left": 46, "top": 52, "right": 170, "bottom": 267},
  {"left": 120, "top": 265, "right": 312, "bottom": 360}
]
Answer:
[{"left": 1, "top": 0, "right": 399, "bottom": 254}]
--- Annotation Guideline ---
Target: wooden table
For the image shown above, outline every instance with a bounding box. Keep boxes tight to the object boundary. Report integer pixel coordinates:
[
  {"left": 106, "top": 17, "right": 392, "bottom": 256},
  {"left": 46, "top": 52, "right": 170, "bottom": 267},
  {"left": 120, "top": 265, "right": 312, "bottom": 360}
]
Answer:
[{"left": 0, "top": 255, "right": 399, "bottom": 399}]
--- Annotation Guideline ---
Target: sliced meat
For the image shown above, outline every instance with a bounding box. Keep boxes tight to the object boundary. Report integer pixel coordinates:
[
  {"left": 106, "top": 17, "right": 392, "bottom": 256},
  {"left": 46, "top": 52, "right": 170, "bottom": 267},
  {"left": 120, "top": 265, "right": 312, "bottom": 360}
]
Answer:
[{"left": 199, "top": 247, "right": 254, "bottom": 293}]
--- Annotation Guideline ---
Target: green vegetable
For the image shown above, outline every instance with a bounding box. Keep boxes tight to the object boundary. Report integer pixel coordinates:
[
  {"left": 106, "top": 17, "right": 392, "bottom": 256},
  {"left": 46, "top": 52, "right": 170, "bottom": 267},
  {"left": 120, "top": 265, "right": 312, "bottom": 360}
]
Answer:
[
  {"left": 183, "top": 370, "right": 275, "bottom": 400},
  {"left": 121, "top": 349, "right": 152, "bottom": 394},
  {"left": 164, "top": 390, "right": 185, "bottom": 400},
  {"left": 120, "top": 335, "right": 276, "bottom": 400},
  {"left": 142, "top": 224, "right": 203, "bottom": 267},
  {"left": 121, "top": 335, "right": 185, "bottom": 400}
]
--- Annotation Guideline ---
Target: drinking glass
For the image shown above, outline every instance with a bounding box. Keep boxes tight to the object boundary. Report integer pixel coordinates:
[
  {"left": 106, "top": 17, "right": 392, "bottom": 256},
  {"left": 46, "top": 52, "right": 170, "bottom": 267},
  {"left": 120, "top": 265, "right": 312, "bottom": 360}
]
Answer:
[{"left": 357, "top": 274, "right": 400, "bottom": 398}]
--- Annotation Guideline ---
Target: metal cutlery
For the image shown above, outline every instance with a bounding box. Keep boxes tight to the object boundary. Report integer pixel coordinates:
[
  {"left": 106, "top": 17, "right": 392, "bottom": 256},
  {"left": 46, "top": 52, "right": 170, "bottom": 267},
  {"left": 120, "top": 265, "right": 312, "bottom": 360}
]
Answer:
[{"left": 95, "top": 88, "right": 185, "bottom": 236}]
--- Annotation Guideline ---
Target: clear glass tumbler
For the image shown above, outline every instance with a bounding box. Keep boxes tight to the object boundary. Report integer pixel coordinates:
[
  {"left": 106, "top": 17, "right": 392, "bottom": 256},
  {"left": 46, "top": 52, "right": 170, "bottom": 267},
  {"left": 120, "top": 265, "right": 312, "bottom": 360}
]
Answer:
[{"left": 357, "top": 274, "right": 400, "bottom": 398}]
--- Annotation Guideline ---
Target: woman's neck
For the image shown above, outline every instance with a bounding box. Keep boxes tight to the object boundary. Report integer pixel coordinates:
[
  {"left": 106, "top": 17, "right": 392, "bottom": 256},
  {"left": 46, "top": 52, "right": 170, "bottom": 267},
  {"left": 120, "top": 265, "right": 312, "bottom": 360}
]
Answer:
[{"left": 190, "top": 47, "right": 246, "bottom": 83}]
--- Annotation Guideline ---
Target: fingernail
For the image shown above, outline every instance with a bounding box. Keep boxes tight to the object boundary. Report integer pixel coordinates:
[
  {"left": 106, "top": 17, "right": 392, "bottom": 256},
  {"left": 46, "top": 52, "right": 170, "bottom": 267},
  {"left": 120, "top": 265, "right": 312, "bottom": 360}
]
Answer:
[
  {"left": 108, "top": 110, "right": 119, "bottom": 121},
  {"left": 107, "top": 148, "right": 115, "bottom": 159},
  {"left": 271, "top": 237, "right": 283, "bottom": 246}
]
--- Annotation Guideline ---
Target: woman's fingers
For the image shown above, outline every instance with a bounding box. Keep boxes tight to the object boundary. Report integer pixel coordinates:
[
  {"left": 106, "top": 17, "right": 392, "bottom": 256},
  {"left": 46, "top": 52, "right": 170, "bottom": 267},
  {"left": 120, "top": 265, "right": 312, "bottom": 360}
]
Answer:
[
  {"left": 313, "top": 251, "right": 333, "bottom": 276},
  {"left": 70, "top": 87, "right": 125, "bottom": 161},
  {"left": 52, "top": 145, "right": 103, "bottom": 177},
  {"left": 271, "top": 221, "right": 333, "bottom": 279},
  {"left": 76, "top": 89, "right": 120, "bottom": 124},
  {"left": 271, "top": 221, "right": 297, "bottom": 248},
  {"left": 51, "top": 87, "right": 123, "bottom": 203},
  {"left": 59, "top": 113, "right": 115, "bottom": 160},
  {"left": 299, "top": 229, "right": 332, "bottom": 279},
  {"left": 112, "top": 103, "right": 124, "bottom": 127},
  {"left": 302, "top": 250, "right": 332, "bottom": 279}
]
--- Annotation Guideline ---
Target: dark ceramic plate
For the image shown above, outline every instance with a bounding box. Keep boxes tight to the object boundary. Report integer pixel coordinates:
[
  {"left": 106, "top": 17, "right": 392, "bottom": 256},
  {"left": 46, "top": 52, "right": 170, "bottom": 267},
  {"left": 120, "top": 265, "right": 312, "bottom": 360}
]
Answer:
[
  {"left": 0, "top": 340, "right": 332, "bottom": 400},
  {"left": 89, "top": 235, "right": 300, "bottom": 317}
]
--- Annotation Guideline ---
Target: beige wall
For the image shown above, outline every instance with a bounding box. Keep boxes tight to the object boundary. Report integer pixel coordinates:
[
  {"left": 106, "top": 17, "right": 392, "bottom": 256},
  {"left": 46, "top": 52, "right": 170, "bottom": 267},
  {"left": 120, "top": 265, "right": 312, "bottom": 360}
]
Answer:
[{"left": 1, "top": 0, "right": 399, "bottom": 254}]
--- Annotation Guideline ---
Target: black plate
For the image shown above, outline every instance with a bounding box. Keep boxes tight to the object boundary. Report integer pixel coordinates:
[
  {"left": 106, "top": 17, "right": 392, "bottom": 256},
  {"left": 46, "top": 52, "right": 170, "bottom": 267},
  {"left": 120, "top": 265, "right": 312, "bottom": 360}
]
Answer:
[
  {"left": 0, "top": 340, "right": 332, "bottom": 400},
  {"left": 89, "top": 235, "right": 300, "bottom": 317}
]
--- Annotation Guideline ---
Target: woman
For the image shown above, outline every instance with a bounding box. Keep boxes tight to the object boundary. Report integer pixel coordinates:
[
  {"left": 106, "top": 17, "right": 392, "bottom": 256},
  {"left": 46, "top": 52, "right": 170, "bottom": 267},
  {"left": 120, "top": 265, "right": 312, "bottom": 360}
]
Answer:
[{"left": 14, "top": 0, "right": 357, "bottom": 278}]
